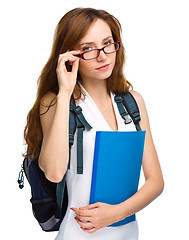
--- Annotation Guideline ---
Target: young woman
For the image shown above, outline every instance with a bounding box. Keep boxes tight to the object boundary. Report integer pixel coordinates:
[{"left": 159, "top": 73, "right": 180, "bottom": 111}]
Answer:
[{"left": 24, "top": 8, "right": 164, "bottom": 240}]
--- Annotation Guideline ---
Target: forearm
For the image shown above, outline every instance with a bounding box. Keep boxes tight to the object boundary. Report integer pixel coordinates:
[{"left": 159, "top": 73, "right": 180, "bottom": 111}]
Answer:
[
  {"left": 39, "top": 91, "right": 70, "bottom": 182},
  {"left": 116, "top": 178, "right": 164, "bottom": 222}
]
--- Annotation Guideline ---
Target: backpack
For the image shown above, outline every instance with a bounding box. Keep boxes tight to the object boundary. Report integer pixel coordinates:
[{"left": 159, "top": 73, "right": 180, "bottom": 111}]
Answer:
[{"left": 17, "top": 91, "right": 141, "bottom": 232}]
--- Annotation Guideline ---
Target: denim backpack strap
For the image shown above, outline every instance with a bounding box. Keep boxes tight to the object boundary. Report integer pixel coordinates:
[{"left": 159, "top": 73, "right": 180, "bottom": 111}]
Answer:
[
  {"left": 70, "top": 102, "right": 92, "bottom": 174},
  {"left": 122, "top": 92, "right": 141, "bottom": 131}
]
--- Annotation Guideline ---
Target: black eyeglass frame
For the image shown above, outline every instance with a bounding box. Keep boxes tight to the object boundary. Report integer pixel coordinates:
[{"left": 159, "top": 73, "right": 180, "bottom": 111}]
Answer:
[{"left": 75, "top": 40, "right": 121, "bottom": 60}]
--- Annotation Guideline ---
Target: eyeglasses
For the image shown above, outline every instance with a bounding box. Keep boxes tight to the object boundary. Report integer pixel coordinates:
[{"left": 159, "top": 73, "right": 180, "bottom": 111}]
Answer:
[{"left": 76, "top": 41, "right": 120, "bottom": 60}]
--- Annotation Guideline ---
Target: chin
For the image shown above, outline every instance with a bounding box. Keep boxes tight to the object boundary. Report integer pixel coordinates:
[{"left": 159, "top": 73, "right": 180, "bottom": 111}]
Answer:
[
  {"left": 79, "top": 66, "right": 114, "bottom": 82},
  {"left": 96, "top": 68, "right": 114, "bottom": 80}
]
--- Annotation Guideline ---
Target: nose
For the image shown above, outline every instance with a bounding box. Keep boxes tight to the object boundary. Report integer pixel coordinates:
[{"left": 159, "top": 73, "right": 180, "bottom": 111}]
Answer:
[{"left": 97, "top": 49, "right": 107, "bottom": 61}]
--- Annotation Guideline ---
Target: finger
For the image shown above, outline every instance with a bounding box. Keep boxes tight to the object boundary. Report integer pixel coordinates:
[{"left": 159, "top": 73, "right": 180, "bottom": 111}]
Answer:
[
  {"left": 57, "top": 57, "right": 77, "bottom": 74},
  {"left": 75, "top": 217, "right": 93, "bottom": 229},
  {"left": 71, "top": 207, "right": 83, "bottom": 216},
  {"left": 68, "top": 50, "right": 80, "bottom": 54},
  {"left": 79, "top": 202, "right": 99, "bottom": 210},
  {"left": 70, "top": 207, "right": 79, "bottom": 214},
  {"left": 57, "top": 49, "right": 80, "bottom": 66},
  {"left": 71, "top": 207, "right": 92, "bottom": 217},
  {"left": 81, "top": 226, "right": 97, "bottom": 234},
  {"left": 71, "top": 58, "right": 79, "bottom": 74},
  {"left": 59, "top": 50, "right": 80, "bottom": 59},
  {"left": 58, "top": 55, "right": 77, "bottom": 66},
  {"left": 76, "top": 215, "right": 92, "bottom": 222}
]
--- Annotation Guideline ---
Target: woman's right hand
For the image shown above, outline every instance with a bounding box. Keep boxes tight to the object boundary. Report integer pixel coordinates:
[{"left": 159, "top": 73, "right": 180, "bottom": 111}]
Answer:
[{"left": 56, "top": 50, "right": 80, "bottom": 96}]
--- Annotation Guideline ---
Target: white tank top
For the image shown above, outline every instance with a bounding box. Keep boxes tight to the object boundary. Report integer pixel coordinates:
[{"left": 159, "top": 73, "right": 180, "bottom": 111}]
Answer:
[{"left": 55, "top": 85, "right": 139, "bottom": 240}]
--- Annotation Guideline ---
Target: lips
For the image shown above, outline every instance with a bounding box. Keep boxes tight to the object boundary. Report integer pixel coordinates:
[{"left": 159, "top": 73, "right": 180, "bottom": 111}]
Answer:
[{"left": 96, "top": 64, "right": 110, "bottom": 71}]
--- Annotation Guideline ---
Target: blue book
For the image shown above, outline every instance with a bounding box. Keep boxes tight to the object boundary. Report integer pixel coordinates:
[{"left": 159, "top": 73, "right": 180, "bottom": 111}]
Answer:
[{"left": 89, "top": 131, "right": 146, "bottom": 227}]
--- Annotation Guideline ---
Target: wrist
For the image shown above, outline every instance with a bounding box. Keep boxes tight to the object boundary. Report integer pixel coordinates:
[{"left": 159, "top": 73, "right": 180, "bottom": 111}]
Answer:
[
  {"left": 114, "top": 203, "right": 128, "bottom": 222},
  {"left": 57, "top": 90, "right": 72, "bottom": 101}
]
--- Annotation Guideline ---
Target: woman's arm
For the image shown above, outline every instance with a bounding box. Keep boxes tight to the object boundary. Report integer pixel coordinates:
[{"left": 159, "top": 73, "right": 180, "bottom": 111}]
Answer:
[
  {"left": 116, "top": 90, "right": 164, "bottom": 221},
  {"left": 38, "top": 51, "right": 80, "bottom": 183},
  {"left": 38, "top": 91, "right": 71, "bottom": 183}
]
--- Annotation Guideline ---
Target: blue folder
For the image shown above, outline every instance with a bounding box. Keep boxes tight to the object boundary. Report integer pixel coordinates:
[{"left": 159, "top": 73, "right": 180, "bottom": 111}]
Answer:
[{"left": 89, "top": 131, "right": 146, "bottom": 227}]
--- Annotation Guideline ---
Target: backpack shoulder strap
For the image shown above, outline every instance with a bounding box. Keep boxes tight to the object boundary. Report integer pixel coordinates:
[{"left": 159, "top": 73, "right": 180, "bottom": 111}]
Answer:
[
  {"left": 115, "top": 92, "right": 141, "bottom": 131},
  {"left": 114, "top": 93, "right": 132, "bottom": 125},
  {"left": 70, "top": 101, "right": 92, "bottom": 174},
  {"left": 122, "top": 92, "right": 141, "bottom": 131},
  {"left": 68, "top": 102, "right": 77, "bottom": 170},
  {"left": 57, "top": 101, "right": 92, "bottom": 211}
]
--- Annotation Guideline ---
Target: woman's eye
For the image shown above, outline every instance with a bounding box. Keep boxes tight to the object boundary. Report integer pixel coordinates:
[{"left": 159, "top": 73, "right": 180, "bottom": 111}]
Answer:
[
  {"left": 104, "top": 40, "right": 112, "bottom": 45},
  {"left": 82, "top": 46, "right": 92, "bottom": 51}
]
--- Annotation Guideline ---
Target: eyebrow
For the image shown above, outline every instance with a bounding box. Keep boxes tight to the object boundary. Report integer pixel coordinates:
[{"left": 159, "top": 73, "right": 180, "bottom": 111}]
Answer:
[{"left": 79, "top": 36, "right": 113, "bottom": 47}]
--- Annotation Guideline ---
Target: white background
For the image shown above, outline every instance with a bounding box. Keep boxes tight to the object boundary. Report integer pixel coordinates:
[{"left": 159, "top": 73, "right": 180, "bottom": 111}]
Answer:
[{"left": 1, "top": 0, "right": 189, "bottom": 239}]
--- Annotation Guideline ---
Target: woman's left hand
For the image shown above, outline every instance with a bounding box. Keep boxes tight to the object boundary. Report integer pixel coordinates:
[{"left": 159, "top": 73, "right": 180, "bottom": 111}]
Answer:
[{"left": 71, "top": 202, "right": 122, "bottom": 234}]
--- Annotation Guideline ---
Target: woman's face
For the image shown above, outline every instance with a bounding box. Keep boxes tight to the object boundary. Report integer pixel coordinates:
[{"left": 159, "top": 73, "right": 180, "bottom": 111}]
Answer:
[{"left": 76, "top": 19, "right": 117, "bottom": 84}]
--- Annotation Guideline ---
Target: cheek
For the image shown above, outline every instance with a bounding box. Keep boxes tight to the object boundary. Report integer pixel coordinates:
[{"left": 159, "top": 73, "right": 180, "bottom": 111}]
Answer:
[
  {"left": 78, "top": 60, "right": 92, "bottom": 75},
  {"left": 78, "top": 60, "right": 85, "bottom": 71},
  {"left": 111, "top": 53, "right": 116, "bottom": 67}
]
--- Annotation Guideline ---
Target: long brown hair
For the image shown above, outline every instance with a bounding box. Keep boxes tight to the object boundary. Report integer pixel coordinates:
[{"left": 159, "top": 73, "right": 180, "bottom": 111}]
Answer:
[{"left": 23, "top": 7, "right": 133, "bottom": 160}]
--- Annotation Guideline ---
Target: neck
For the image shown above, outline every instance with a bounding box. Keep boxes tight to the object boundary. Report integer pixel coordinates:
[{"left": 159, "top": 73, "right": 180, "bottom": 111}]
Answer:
[{"left": 79, "top": 79, "right": 110, "bottom": 105}]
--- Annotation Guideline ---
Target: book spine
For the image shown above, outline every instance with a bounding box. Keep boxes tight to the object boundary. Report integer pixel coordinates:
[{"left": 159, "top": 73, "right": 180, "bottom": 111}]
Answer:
[{"left": 89, "top": 131, "right": 101, "bottom": 204}]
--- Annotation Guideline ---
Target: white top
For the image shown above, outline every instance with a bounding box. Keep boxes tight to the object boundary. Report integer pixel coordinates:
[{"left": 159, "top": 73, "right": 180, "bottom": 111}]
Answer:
[{"left": 55, "top": 85, "right": 139, "bottom": 240}]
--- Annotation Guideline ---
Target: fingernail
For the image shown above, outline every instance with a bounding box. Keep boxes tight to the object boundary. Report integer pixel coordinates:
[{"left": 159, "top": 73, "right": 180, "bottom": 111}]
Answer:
[{"left": 70, "top": 208, "right": 74, "bottom": 211}]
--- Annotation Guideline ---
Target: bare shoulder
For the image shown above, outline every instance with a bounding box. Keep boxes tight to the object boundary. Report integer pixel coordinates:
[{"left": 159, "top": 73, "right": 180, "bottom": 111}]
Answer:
[
  {"left": 129, "top": 90, "right": 149, "bottom": 130},
  {"left": 129, "top": 90, "right": 145, "bottom": 110}
]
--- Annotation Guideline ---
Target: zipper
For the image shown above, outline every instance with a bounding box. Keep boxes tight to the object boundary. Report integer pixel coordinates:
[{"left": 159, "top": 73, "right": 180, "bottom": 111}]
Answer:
[{"left": 17, "top": 164, "right": 24, "bottom": 189}]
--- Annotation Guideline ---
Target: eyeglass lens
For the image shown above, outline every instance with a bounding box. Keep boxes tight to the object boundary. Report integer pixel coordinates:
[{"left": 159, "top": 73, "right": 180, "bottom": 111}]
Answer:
[{"left": 83, "top": 42, "right": 119, "bottom": 60}]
